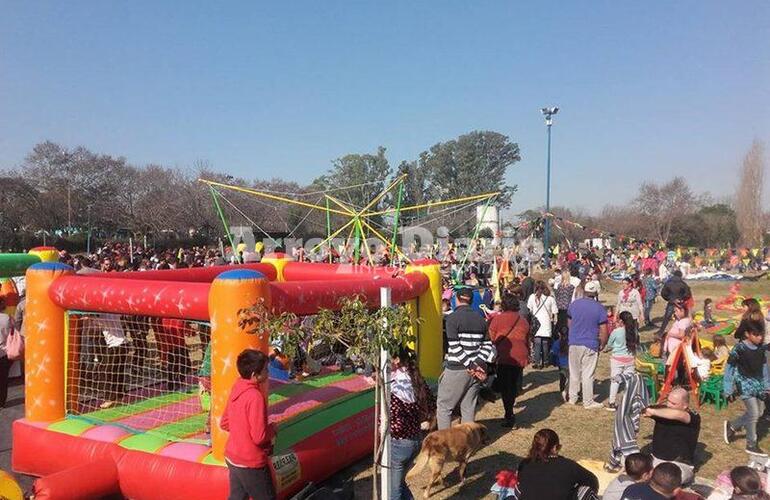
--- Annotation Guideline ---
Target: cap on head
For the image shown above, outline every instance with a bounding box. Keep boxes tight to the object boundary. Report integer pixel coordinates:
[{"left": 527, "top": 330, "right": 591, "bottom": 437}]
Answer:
[{"left": 584, "top": 281, "right": 600, "bottom": 295}]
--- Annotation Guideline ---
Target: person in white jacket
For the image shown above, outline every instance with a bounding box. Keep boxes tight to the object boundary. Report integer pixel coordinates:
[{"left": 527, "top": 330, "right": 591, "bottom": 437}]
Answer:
[
  {"left": 616, "top": 278, "right": 644, "bottom": 326},
  {"left": 527, "top": 281, "right": 558, "bottom": 369}
]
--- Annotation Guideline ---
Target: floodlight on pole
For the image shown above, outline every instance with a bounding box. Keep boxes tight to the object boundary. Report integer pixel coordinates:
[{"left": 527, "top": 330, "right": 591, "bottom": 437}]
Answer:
[{"left": 541, "top": 106, "right": 558, "bottom": 268}]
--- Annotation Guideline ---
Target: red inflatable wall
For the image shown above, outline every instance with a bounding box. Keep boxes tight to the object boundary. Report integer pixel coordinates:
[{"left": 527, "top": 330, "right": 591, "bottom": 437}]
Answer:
[
  {"left": 14, "top": 405, "right": 374, "bottom": 500},
  {"left": 48, "top": 272, "right": 428, "bottom": 319},
  {"left": 81, "top": 263, "right": 277, "bottom": 283}
]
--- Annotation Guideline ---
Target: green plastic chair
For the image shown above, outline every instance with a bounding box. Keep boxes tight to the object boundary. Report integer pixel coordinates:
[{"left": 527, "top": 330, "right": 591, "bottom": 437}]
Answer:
[{"left": 699, "top": 375, "right": 727, "bottom": 411}]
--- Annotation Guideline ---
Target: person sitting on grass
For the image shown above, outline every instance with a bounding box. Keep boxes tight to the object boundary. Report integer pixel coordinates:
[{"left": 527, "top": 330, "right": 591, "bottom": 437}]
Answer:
[
  {"left": 220, "top": 349, "right": 276, "bottom": 500},
  {"left": 602, "top": 452, "right": 653, "bottom": 500},
  {"left": 723, "top": 320, "right": 769, "bottom": 456},
  {"left": 621, "top": 462, "right": 682, "bottom": 500},
  {"left": 515, "top": 428, "right": 599, "bottom": 499},
  {"left": 643, "top": 387, "right": 701, "bottom": 486},
  {"left": 727, "top": 466, "right": 770, "bottom": 500}
]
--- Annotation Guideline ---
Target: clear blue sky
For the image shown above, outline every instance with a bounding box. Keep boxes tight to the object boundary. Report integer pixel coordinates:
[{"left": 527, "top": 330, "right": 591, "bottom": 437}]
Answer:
[{"left": 1, "top": 1, "right": 768, "bottom": 215}]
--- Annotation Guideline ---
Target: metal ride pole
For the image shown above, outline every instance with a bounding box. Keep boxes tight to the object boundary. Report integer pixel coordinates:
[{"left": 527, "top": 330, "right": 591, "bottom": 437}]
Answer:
[
  {"left": 541, "top": 106, "right": 558, "bottom": 268},
  {"left": 545, "top": 122, "right": 551, "bottom": 268},
  {"left": 378, "top": 287, "right": 392, "bottom": 500}
]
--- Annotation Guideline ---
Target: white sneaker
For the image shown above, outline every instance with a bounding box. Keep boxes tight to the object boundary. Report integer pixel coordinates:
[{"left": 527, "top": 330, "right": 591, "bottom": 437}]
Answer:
[{"left": 584, "top": 401, "right": 604, "bottom": 410}]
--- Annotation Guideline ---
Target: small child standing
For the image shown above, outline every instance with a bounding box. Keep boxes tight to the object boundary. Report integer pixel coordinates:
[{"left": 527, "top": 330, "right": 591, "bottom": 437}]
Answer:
[
  {"left": 221, "top": 349, "right": 276, "bottom": 500},
  {"left": 724, "top": 321, "right": 770, "bottom": 455},
  {"left": 550, "top": 326, "right": 570, "bottom": 402},
  {"left": 702, "top": 298, "right": 715, "bottom": 326}
]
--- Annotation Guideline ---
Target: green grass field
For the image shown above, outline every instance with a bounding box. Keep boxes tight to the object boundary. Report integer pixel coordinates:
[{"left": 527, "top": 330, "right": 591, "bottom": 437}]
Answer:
[{"left": 349, "top": 277, "right": 770, "bottom": 498}]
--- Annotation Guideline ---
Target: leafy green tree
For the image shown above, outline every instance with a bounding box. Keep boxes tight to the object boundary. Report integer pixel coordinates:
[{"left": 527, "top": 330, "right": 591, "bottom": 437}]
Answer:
[
  {"left": 313, "top": 146, "right": 392, "bottom": 213},
  {"left": 394, "top": 160, "right": 430, "bottom": 224},
  {"left": 698, "top": 204, "right": 739, "bottom": 247},
  {"left": 419, "top": 130, "right": 520, "bottom": 207}
]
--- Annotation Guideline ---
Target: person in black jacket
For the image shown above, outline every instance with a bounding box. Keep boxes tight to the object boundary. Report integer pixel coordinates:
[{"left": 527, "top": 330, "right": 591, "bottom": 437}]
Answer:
[
  {"left": 656, "top": 270, "right": 692, "bottom": 339},
  {"left": 436, "top": 287, "right": 496, "bottom": 430},
  {"left": 733, "top": 298, "right": 767, "bottom": 341},
  {"left": 516, "top": 428, "right": 599, "bottom": 499}
]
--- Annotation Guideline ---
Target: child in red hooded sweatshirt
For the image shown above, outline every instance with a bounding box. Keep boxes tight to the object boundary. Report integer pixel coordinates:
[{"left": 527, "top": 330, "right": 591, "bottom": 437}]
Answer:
[{"left": 221, "top": 349, "right": 276, "bottom": 500}]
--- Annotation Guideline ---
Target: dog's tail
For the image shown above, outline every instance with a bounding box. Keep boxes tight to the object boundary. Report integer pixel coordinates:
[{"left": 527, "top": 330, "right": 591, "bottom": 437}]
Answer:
[{"left": 405, "top": 443, "right": 431, "bottom": 480}]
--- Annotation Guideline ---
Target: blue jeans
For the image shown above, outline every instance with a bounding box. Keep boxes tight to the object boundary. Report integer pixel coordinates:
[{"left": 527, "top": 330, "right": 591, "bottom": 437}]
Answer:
[
  {"left": 732, "top": 396, "right": 766, "bottom": 447},
  {"left": 644, "top": 299, "right": 655, "bottom": 325},
  {"left": 390, "top": 438, "right": 421, "bottom": 500},
  {"left": 533, "top": 337, "right": 551, "bottom": 366}
]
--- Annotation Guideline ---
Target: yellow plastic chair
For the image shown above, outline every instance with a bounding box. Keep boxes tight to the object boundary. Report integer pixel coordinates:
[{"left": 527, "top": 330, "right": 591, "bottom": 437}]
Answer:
[
  {"left": 710, "top": 356, "right": 727, "bottom": 376},
  {"left": 698, "top": 337, "right": 714, "bottom": 351},
  {"left": 635, "top": 357, "right": 660, "bottom": 402}
]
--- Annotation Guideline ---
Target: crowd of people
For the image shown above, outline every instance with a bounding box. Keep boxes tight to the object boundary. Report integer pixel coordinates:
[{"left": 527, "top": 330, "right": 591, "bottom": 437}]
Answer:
[{"left": 2, "top": 238, "right": 770, "bottom": 500}]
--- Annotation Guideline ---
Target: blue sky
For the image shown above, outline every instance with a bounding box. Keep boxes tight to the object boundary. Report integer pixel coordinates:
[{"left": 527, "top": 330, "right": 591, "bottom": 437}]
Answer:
[{"left": 1, "top": 1, "right": 768, "bottom": 216}]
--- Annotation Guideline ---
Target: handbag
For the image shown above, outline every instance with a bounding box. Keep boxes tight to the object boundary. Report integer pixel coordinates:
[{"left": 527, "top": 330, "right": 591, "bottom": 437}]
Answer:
[
  {"left": 529, "top": 298, "right": 546, "bottom": 335},
  {"left": 6, "top": 318, "right": 24, "bottom": 361}
]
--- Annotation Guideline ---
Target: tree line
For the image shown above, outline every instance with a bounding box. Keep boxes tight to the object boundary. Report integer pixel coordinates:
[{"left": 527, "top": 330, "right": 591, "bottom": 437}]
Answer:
[
  {"left": 1, "top": 135, "right": 764, "bottom": 252},
  {"left": 0, "top": 131, "right": 521, "bottom": 251},
  {"left": 523, "top": 141, "right": 767, "bottom": 248}
]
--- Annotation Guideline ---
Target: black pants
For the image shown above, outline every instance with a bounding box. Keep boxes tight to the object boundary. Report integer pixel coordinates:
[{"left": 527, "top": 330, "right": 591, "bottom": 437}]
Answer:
[
  {"left": 656, "top": 302, "right": 676, "bottom": 339},
  {"left": 227, "top": 463, "right": 276, "bottom": 500},
  {"left": 0, "top": 356, "right": 12, "bottom": 407},
  {"left": 556, "top": 309, "right": 569, "bottom": 334},
  {"left": 497, "top": 364, "right": 523, "bottom": 421}
]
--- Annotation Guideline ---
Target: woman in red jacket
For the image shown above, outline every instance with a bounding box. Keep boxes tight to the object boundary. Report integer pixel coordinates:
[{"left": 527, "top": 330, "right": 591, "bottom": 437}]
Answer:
[{"left": 489, "top": 293, "right": 530, "bottom": 428}]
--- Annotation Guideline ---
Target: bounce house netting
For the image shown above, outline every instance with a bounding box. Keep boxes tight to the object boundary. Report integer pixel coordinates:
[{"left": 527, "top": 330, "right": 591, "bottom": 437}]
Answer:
[{"left": 65, "top": 312, "right": 211, "bottom": 444}]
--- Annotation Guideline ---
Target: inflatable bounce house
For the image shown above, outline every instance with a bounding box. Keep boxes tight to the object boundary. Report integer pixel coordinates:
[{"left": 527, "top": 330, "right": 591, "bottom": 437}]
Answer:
[
  {"left": 0, "top": 246, "right": 60, "bottom": 316},
  {"left": 11, "top": 254, "right": 442, "bottom": 499}
]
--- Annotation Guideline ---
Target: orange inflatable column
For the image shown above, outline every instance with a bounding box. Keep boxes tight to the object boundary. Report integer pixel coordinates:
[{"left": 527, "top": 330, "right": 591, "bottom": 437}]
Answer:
[
  {"left": 209, "top": 269, "right": 271, "bottom": 461},
  {"left": 25, "top": 262, "right": 74, "bottom": 422},
  {"left": 261, "top": 252, "right": 293, "bottom": 282}
]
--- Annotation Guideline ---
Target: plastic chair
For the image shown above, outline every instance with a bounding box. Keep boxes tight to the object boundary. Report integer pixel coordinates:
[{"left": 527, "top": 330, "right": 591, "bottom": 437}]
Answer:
[
  {"left": 710, "top": 356, "right": 727, "bottom": 376},
  {"left": 635, "top": 357, "right": 659, "bottom": 402},
  {"left": 639, "top": 352, "right": 665, "bottom": 375},
  {"left": 699, "top": 375, "right": 727, "bottom": 411}
]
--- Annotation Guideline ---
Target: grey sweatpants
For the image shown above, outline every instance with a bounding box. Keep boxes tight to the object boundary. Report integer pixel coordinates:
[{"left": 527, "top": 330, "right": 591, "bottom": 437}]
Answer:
[
  {"left": 436, "top": 368, "right": 481, "bottom": 429},
  {"left": 568, "top": 345, "right": 599, "bottom": 407}
]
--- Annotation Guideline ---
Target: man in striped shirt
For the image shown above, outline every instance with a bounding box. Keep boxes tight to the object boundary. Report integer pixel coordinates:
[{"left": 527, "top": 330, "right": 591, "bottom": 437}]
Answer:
[{"left": 436, "top": 287, "right": 497, "bottom": 429}]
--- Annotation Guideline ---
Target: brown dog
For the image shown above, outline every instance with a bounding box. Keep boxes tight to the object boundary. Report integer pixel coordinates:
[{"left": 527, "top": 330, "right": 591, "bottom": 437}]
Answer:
[{"left": 405, "top": 422, "right": 489, "bottom": 498}]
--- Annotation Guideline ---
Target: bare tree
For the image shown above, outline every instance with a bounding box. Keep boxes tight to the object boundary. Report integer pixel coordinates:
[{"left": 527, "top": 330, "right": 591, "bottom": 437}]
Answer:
[
  {"left": 633, "top": 177, "right": 699, "bottom": 244},
  {"left": 735, "top": 140, "right": 766, "bottom": 247}
]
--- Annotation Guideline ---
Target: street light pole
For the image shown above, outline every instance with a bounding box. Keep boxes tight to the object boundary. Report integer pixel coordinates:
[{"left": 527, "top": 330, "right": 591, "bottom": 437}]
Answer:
[{"left": 541, "top": 106, "right": 559, "bottom": 268}]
